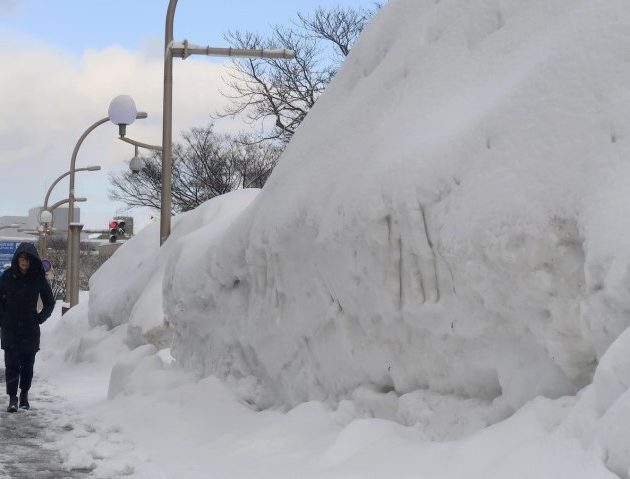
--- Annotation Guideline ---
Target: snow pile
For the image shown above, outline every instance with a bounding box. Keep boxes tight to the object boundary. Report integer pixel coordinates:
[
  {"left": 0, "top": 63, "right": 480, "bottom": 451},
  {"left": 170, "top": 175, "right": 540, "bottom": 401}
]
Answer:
[
  {"left": 38, "top": 307, "right": 616, "bottom": 479},
  {"left": 159, "top": 0, "right": 630, "bottom": 417},
  {"left": 81, "top": 0, "right": 630, "bottom": 472},
  {"left": 560, "top": 328, "right": 630, "bottom": 476},
  {"left": 88, "top": 189, "right": 259, "bottom": 348}
]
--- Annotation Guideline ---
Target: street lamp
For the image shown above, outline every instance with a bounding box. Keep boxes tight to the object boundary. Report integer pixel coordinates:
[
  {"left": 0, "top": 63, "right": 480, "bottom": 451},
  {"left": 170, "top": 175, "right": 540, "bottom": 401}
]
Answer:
[
  {"left": 44, "top": 166, "right": 100, "bottom": 212},
  {"left": 118, "top": 135, "right": 163, "bottom": 172},
  {"left": 67, "top": 97, "right": 145, "bottom": 228},
  {"left": 22, "top": 201, "right": 83, "bottom": 236},
  {"left": 49, "top": 197, "right": 87, "bottom": 213},
  {"left": 65, "top": 96, "right": 148, "bottom": 310},
  {"left": 40, "top": 198, "right": 87, "bottom": 241},
  {"left": 113, "top": 4, "right": 294, "bottom": 244},
  {"left": 40, "top": 166, "right": 100, "bottom": 256},
  {"left": 158, "top": 0, "right": 295, "bottom": 245}
]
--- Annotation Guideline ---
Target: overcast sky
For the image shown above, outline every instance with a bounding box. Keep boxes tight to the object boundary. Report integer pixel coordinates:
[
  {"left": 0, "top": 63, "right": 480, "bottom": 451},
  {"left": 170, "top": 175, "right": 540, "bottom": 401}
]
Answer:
[{"left": 0, "top": 0, "right": 375, "bottom": 232}]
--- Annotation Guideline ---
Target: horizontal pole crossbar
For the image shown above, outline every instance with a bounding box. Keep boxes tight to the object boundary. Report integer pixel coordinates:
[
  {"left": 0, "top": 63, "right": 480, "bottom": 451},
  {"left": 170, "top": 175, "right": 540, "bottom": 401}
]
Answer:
[
  {"left": 171, "top": 41, "right": 295, "bottom": 60},
  {"left": 119, "top": 136, "right": 163, "bottom": 152}
]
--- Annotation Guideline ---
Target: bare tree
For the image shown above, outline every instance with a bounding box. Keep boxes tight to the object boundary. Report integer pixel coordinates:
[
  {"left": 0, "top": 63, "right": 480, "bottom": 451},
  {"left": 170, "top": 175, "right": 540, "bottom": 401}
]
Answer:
[
  {"left": 109, "top": 125, "right": 282, "bottom": 214},
  {"left": 217, "top": 5, "right": 380, "bottom": 143},
  {"left": 297, "top": 6, "right": 378, "bottom": 57},
  {"left": 110, "top": 5, "right": 379, "bottom": 213},
  {"left": 46, "top": 236, "right": 107, "bottom": 299}
]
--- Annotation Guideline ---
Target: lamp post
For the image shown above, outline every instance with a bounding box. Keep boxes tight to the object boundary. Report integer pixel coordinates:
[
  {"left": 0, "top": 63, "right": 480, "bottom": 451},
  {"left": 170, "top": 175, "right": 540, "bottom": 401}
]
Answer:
[
  {"left": 39, "top": 197, "right": 87, "bottom": 255},
  {"left": 48, "top": 197, "right": 87, "bottom": 213},
  {"left": 44, "top": 166, "right": 100, "bottom": 213},
  {"left": 158, "top": 0, "right": 295, "bottom": 245},
  {"left": 65, "top": 96, "right": 148, "bottom": 310},
  {"left": 39, "top": 167, "right": 99, "bottom": 257}
]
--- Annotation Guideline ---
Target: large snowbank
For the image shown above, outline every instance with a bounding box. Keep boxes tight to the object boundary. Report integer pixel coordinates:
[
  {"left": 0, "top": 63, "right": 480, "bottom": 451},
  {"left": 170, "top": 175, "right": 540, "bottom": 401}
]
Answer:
[
  {"left": 162, "top": 0, "right": 630, "bottom": 413},
  {"left": 88, "top": 189, "right": 260, "bottom": 348},
  {"left": 83, "top": 0, "right": 630, "bottom": 474}
]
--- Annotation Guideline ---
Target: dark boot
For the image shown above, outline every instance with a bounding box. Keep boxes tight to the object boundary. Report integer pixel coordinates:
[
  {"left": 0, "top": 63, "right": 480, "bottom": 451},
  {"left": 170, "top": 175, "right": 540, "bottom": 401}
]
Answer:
[
  {"left": 19, "top": 391, "right": 29, "bottom": 410},
  {"left": 7, "top": 395, "right": 17, "bottom": 413}
]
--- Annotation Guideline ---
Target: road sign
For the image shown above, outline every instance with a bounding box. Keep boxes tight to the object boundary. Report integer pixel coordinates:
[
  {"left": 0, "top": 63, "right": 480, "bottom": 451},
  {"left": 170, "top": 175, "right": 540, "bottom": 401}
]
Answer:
[
  {"left": 0, "top": 240, "right": 18, "bottom": 255},
  {"left": 0, "top": 240, "right": 36, "bottom": 269},
  {"left": 0, "top": 240, "right": 19, "bottom": 269},
  {"left": 41, "top": 259, "right": 52, "bottom": 273}
]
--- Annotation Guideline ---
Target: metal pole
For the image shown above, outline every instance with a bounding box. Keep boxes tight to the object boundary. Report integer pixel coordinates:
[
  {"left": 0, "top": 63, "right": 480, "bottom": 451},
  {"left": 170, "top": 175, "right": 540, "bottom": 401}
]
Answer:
[
  {"left": 39, "top": 230, "right": 47, "bottom": 258},
  {"left": 65, "top": 226, "right": 74, "bottom": 307},
  {"left": 50, "top": 197, "right": 86, "bottom": 212},
  {"left": 119, "top": 136, "right": 163, "bottom": 151},
  {"left": 171, "top": 42, "right": 295, "bottom": 60},
  {"left": 65, "top": 118, "right": 107, "bottom": 311},
  {"left": 64, "top": 112, "right": 143, "bottom": 311},
  {"left": 67, "top": 223, "right": 83, "bottom": 307},
  {"left": 45, "top": 197, "right": 85, "bottom": 256},
  {"left": 161, "top": 0, "right": 178, "bottom": 246},
  {"left": 67, "top": 118, "right": 109, "bottom": 228},
  {"left": 44, "top": 172, "right": 70, "bottom": 214},
  {"left": 157, "top": 1, "right": 293, "bottom": 246},
  {"left": 44, "top": 166, "right": 100, "bottom": 212},
  {"left": 41, "top": 167, "right": 99, "bottom": 257},
  {"left": 65, "top": 197, "right": 87, "bottom": 308}
]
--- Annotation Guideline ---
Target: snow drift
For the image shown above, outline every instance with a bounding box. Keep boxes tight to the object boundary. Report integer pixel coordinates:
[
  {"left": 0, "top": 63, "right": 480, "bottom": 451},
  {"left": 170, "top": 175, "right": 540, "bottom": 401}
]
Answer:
[
  {"left": 89, "top": 189, "right": 259, "bottom": 348},
  {"left": 90, "top": 0, "right": 630, "bottom": 460},
  {"left": 163, "top": 0, "right": 630, "bottom": 409}
]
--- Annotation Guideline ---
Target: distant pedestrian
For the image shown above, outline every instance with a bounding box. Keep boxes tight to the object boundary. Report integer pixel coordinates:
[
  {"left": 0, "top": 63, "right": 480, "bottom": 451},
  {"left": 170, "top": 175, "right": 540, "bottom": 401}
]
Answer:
[{"left": 0, "top": 242, "right": 54, "bottom": 412}]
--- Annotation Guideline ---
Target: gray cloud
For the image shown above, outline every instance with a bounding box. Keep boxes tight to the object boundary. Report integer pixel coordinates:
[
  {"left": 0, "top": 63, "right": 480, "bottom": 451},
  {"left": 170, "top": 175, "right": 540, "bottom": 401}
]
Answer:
[{"left": 0, "top": 38, "right": 246, "bottom": 228}]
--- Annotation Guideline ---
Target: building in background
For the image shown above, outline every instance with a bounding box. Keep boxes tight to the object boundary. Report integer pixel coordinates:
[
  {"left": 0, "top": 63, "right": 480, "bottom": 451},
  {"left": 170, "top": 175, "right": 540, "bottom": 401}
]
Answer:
[
  {"left": 0, "top": 216, "right": 29, "bottom": 238},
  {"left": 27, "top": 206, "right": 79, "bottom": 232},
  {"left": 1, "top": 209, "right": 134, "bottom": 266},
  {"left": 1, "top": 207, "right": 81, "bottom": 239},
  {"left": 1, "top": 207, "right": 83, "bottom": 268},
  {"left": 27, "top": 206, "right": 85, "bottom": 240}
]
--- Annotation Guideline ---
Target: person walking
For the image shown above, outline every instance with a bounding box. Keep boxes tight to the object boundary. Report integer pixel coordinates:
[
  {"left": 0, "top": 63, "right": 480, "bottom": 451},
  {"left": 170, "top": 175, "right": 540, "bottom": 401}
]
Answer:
[{"left": 0, "top": 242, "right": 54, "bottom": 412}]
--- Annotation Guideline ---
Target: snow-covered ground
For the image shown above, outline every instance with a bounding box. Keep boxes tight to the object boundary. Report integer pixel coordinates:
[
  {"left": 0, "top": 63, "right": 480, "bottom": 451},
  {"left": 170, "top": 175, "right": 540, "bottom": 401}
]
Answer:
[
  {"left": 33, "top": 303, "right": 615, "bottom": 478},
  {"left": 24, "top": 0, "right": 630, "bottom": 477}
]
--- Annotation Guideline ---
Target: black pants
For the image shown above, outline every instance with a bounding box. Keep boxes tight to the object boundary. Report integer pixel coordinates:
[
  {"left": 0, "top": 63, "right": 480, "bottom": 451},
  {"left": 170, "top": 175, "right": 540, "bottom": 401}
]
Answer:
[{"left": 4, "top": 347, "right": 37, "bottom": 397}]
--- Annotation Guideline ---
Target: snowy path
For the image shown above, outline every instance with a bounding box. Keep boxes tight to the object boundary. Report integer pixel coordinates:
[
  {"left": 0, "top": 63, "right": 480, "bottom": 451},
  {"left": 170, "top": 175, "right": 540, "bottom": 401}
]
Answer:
[{"left": 0, "top": 369, "right": 92, "bottom": 479}]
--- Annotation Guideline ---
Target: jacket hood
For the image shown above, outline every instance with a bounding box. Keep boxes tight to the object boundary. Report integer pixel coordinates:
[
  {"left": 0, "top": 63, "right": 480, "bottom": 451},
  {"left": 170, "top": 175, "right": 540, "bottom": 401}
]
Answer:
[{"left": 11, "top": 242, "right": 43, "bottom": 273}]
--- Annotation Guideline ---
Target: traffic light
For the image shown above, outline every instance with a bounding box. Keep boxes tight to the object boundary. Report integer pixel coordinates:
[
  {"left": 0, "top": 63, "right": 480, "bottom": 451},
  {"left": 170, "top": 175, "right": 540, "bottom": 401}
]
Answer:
[
  {"left": 109, "top": 218, "right": 127, "bottom": 243},
  {"left": 116, "top": 220, "right": 126, "bottom": 236},
  {"left": 109, "top": 220, "right": 119, "bottom": 243}
]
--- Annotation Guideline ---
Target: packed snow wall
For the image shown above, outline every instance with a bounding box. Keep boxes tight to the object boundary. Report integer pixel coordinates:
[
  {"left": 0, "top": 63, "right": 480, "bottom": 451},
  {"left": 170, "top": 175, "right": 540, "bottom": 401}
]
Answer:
[
  {"left": 88, "top": 190, "right": 260, "bottom": 349},
  {"left": 161, "top": 0, "right": 630, "bottom": 411},
  {"left": 88, "top": 0, "right": 630, "bottom": 424}
]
